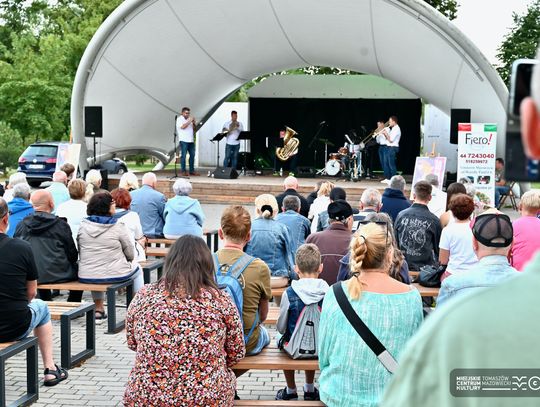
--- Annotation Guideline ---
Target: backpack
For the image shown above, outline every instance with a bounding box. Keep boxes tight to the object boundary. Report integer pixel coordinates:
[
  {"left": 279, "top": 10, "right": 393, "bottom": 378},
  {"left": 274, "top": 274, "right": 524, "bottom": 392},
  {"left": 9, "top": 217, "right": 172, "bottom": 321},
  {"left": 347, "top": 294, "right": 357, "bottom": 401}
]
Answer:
[
  {"left": 282, "top": 303, "right": 322, "bottom": 359},
  {"left": 213, "top": 252, "right": 257, "bottom": 344}
]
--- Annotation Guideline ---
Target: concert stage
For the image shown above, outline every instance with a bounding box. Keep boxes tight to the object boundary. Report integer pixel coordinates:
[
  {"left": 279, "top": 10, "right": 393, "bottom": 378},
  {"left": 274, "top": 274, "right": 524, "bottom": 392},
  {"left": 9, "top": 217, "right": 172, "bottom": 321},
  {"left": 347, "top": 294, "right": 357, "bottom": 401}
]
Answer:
[{"left": 108, "top": 170, "right": 409, "bottom": 205}]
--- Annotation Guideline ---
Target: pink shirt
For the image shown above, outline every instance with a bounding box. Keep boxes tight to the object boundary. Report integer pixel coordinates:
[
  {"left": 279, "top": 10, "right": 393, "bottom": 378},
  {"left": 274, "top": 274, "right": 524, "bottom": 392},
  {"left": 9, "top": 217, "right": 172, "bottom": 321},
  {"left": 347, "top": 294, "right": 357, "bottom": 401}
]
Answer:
[{"left": 512, "top": 216, "right": 540, "bottom": 271}]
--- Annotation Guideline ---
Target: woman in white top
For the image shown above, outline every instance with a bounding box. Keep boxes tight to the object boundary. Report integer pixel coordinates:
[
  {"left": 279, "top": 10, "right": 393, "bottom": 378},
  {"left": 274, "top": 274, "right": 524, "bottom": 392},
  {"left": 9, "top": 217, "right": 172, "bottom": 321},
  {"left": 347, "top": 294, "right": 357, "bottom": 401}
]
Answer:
[
  {"left": 440, "top": 182, "right": 467, "bottom": 228},
  {"left": 439, "top": 193, "right": 478, "bottom": 281},
  {"left": 111, "top": 188, "right": 146, "bottom": 263},
  {"left": 56, "top": 179, "right": 88, "bottom": 246},
  {"left": 308, "top": 181, "right": 334, "bottom": 233}
]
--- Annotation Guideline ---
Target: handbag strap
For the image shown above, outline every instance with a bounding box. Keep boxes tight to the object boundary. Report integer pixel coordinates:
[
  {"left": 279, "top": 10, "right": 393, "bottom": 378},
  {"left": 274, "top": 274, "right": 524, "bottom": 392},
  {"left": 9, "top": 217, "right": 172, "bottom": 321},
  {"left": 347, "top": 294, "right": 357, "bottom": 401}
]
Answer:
[{"left": 333, "top": 282, "right": 398, "bottom": 374}]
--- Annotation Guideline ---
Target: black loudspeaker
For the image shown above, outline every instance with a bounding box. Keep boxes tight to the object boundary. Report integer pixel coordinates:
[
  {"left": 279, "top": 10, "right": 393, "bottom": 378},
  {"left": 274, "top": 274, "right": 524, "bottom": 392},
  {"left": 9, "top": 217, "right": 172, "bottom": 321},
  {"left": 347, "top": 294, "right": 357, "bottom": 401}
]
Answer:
[
  {"left": 84, "top": 106, "right": 103, "bottom": 138},
  {"left": 213, "top": 167, "right": 238, "bottom": 179},
  {"left": 296, "top": 166, "right": 316, "bottom": 178},
  {"left": 450, "top": 108, "right": 471, "bottom": 144},
  {"left": 84, "top": 168, "right": 109, "bottom": 190}
]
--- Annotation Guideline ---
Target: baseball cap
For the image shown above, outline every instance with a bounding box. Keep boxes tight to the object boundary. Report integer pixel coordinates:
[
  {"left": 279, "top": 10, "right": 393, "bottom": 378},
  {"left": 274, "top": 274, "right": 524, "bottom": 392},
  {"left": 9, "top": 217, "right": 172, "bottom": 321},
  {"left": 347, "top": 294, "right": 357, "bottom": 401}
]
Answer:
[
  {"left": 472, "top": 212, "right": 513, "bottom": 248},
  {"left": 327, "top": 200, "right": 353, "bottom": 221}
]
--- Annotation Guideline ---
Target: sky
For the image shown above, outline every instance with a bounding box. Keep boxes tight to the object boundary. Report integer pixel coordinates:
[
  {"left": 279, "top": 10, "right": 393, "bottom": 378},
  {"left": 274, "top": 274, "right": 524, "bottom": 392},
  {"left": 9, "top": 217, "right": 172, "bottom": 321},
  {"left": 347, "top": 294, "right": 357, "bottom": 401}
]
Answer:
[{"left": 453, "top": 0, "right": 532, "bottom": 65}]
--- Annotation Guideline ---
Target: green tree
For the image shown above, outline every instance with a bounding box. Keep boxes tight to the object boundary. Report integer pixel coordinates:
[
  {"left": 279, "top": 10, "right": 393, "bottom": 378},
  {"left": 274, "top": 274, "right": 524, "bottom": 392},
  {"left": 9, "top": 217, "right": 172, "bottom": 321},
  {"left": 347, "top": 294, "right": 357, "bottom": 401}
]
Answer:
[
  {"left": 0, "top": 121, "right": 23, "bottom": 172},
  {"left": 496, "top": 0, "right": 540, "bottom": 85},
  {"left": 425, "top": 0, "right": 458, "bottom": 20}
]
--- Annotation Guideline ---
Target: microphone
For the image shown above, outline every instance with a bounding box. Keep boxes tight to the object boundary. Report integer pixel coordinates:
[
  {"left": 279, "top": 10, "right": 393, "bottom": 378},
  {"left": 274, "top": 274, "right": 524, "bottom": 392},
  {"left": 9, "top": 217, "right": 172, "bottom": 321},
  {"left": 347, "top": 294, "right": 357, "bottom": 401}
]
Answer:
[
  {"left": 345, "top": 134, "right": 354, "bottom": 145},
  {"left": 319, "top": 121, "right": 326, "bottom": 125}
]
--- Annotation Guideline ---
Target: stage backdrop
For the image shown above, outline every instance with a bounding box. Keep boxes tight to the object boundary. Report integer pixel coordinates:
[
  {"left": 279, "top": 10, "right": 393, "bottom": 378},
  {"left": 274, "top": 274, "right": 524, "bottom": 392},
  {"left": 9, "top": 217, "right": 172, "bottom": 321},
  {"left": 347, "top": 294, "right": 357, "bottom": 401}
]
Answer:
[{"left": 249, "top": 97, "right": 422, "bottom": 175}]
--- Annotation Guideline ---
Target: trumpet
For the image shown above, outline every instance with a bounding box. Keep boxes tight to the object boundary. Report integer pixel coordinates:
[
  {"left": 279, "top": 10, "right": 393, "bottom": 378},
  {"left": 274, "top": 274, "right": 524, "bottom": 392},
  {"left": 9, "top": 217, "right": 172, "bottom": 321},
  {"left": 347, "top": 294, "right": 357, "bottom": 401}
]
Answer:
[{"left": 358, "top": 120, "right": 390, "bottom": 148}]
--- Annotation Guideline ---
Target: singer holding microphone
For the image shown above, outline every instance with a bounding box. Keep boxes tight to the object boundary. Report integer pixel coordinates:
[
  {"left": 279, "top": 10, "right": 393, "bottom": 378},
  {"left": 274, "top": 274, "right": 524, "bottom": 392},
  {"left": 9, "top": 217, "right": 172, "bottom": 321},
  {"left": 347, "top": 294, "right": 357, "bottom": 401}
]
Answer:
[{"left": 176, "top": 107, "right": 199, "bottom": 176}]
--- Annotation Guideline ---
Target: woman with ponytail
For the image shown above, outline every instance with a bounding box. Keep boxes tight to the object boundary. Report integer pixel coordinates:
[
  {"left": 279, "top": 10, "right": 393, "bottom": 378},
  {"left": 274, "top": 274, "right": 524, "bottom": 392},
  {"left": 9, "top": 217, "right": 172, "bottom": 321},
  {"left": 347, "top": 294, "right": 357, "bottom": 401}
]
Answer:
[
  {"left": 318, "top": 223, "right": 423, "bottom": 406},
  {"left": 245, "top": 194, "right": 295, "bottom": 288}
]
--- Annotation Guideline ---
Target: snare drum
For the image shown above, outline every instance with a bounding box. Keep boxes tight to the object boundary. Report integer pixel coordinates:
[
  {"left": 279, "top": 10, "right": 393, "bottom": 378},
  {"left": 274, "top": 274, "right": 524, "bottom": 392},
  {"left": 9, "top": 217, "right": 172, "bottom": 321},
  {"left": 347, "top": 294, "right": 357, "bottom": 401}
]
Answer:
[
  {"left": 329, "top": 153, "right": 341, "bottom": 160},
  {"left": 325, "top": 159, "right": 341, "bottom": 176}
]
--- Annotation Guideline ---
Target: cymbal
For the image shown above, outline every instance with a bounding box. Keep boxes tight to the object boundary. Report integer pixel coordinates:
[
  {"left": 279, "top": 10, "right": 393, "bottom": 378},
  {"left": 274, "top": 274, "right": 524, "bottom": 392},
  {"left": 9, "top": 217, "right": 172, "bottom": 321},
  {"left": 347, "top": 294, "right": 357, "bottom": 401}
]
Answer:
[{"left": 318, "top": 138, "right": 334, "bottom": 146}]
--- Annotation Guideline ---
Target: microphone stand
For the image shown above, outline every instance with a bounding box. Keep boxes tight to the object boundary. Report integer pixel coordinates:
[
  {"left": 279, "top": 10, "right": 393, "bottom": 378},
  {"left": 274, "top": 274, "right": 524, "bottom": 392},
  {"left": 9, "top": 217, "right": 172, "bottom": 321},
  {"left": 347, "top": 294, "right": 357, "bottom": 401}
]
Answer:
[{"left": 169, "top": 115, "right": 179, "bottom": 179}]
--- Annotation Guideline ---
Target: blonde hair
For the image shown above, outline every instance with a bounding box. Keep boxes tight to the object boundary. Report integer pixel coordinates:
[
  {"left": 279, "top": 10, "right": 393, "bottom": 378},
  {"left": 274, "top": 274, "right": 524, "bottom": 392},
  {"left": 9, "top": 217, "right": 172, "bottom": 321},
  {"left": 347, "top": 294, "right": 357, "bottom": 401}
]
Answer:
[
  {"left": 119, "top": 172, "right": 139, "bottom": 191},
  {"left": 254, "top": 194, "right": 278, "bottom": 219},
  {"left": 317, "top": 181, "right": 335, "bottom": 197},
  {"left": 347, "top": 223, "right": 393, "bottom": 300},
  {"left": 520, "top": 190, "right": 540, "bottom": 211},
  {"left": 221, "top": 205, "right": 251, "bottom": 243},
  {"left": 295, "top": 243, "right": 321, "bottom": 275}
]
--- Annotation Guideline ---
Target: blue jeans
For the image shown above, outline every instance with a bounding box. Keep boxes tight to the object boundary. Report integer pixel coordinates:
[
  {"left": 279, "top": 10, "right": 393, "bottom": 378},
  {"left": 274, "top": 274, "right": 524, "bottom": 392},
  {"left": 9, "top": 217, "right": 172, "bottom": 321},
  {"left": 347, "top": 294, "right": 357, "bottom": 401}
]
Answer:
[
  {"left": 223, "top": 143, "right": 240, "bottom": 168},
  {"left": 16, "top": 299, "right": 51, "bottom": 340},
  {"left": 180, "top": 141, "right": 195, "bottom": 173},
  {"left": 495, "top": 185, "right": 510, "bottom": 206},
  {"left": 246, "top": 325, "right": 270, "bottom": 356},
  {"left": 386, "top": 146, "right": 399, "bottom": 178},
  {"left": 379, "top": 146, "right": 386, "bottom": 177}
]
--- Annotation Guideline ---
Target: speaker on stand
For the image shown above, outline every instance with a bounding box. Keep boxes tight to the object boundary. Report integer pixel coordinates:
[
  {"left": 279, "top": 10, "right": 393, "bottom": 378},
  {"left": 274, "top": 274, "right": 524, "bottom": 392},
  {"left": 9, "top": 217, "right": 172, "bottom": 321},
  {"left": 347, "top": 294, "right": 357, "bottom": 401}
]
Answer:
[{"left": 84, "top": 106, "right": 103, "bottom": 167}]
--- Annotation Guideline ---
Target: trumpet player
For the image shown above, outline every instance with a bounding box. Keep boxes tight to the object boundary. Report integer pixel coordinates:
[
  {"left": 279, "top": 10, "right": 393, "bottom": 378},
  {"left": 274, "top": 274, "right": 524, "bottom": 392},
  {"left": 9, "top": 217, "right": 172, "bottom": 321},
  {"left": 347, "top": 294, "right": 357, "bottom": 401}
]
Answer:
[
  {"left": 222, "top": 110, "right": 244, "bottom": 168},
  {"left": 176, "top": 107, "right": 198, "bottom": 176},
  {"left": 378, "top": 116, "right": 401, "bottom": 183}
]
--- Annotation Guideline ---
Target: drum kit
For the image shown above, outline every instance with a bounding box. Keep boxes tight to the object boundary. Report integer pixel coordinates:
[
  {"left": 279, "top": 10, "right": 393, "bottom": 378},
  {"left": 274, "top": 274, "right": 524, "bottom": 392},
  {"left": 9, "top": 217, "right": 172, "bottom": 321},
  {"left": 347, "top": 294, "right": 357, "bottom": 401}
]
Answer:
[{"left": 321, "top": 143, "right": 365, "bottom": 180}]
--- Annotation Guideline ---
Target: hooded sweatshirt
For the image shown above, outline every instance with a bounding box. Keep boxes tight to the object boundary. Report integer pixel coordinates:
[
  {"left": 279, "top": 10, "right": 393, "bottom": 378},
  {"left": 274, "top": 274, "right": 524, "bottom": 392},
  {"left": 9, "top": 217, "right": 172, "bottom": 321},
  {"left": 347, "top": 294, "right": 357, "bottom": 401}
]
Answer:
[
  {"left": 380, "top": 188, "right": 411, "bottom": 223},
  {"left": 78, "top": 217, "right": 135, "bottom": 283},
  {"left": 163, "top": 195, "right": 205, "bottom": 238},
  {"left": 14, "top": 211, "right": 78, "bottom": 283},
  {"left": 6, "top": 198, "right": 34, "bottom": 237},
  {"left": 276, "top": 278, "right": 330, "bottom": 336}
]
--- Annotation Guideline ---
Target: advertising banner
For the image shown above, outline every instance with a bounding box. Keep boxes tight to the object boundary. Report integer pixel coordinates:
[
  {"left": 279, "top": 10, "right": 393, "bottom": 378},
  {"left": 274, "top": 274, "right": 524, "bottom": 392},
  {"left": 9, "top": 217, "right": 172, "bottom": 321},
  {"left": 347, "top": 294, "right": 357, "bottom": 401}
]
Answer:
[{"left": 457, "top": 123, "right": 497, "bottom": 206}]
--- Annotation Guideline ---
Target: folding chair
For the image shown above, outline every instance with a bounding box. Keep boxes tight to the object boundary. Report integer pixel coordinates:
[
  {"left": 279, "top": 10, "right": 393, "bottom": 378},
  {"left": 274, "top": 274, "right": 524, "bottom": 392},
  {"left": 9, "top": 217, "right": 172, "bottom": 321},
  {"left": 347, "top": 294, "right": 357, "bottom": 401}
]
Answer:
[{"left": 497, "top": 181, "right": 518, "bottom": 211}]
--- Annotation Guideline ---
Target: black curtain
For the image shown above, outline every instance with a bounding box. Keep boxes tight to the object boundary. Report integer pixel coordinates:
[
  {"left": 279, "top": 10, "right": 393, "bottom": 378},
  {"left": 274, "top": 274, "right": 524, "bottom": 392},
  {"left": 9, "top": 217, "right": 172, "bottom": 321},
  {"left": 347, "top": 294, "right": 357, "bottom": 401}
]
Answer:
[{"left": 249, "top": 97, "right": 422, "bottom": 174}]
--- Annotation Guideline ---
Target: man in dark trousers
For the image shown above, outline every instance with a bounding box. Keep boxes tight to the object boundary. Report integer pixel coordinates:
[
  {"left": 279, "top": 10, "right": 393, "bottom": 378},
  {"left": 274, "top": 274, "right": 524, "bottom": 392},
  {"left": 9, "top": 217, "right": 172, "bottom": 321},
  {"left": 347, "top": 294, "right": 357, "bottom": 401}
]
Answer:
[{"left": 275, "top": 176, "right": 310, "bottom": 218}]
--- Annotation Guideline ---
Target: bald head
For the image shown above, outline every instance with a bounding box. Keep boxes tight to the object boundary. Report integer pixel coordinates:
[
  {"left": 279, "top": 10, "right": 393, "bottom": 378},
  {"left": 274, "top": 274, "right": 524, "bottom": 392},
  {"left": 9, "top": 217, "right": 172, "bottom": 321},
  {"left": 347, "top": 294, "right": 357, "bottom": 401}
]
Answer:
[
  {"left": 283, "top": 176, "right": 298, "bottom": 191},
  {"left": 30, "top": 190, "right": 54, "bottom": 213},
  {"left": 53, "top": 170, "right": 68, "bottom": 185},
  {"left": 142, "top": 172, "right": 157, "bottom": 188}
]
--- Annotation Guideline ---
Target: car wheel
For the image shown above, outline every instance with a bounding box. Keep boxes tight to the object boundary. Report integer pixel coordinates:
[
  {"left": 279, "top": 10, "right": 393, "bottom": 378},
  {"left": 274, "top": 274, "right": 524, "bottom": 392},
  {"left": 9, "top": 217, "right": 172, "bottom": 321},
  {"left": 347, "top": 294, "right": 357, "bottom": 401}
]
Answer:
[{"left": 117, "top": 165, "right": 127, "bottom": 175}]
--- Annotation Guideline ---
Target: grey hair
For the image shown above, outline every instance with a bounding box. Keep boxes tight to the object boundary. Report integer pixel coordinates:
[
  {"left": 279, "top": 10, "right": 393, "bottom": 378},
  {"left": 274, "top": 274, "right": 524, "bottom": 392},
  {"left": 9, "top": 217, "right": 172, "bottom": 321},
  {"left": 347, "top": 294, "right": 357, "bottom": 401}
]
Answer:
[
  {"left": 0, "top": 197, "right": 7, "bottom": 218},
  {"left": 173, "top": 179, "right": 193, "bottom": 196},
  {"left": 424, "top": 173, "right": 439, "bottom": 187},
  {"left": 389, "top": 175, "right": 406, "bottom": 191},
  {"left": 119, "top": 172, "right": 139, "bottom": 190},
  {"left": 85, "top": 169, "right": 102, "bottom": 186},
  {"left": 360, "top": 188, "right": 382, "bottom": 208},
  {"left": 8, "top": 172, "right": 27, "bottom": 187},
  {"left": 283, "top": 195, "right": 300, "bottom": 212},
  {"left": 12, "top": 183, "right": 31, "bottom": 200}
]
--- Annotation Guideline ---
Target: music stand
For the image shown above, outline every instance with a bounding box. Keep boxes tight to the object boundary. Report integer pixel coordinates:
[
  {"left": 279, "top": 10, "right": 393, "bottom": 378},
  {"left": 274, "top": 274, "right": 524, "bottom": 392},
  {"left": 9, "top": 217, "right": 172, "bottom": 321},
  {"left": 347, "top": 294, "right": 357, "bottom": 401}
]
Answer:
[
  {"left": 211, "top": 132, "right": 227, "bottom": 169},
  {"left": 237, "top": 131, "right": 252, "bottom": 176}
]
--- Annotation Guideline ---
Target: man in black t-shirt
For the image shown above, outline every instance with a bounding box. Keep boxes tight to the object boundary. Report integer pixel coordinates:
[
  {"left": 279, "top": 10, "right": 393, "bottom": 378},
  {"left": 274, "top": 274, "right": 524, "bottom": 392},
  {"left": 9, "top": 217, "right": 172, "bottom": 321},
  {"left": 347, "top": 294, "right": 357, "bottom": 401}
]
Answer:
[{"left": 0, "top": 198, "right": 68, "bottom": 386}]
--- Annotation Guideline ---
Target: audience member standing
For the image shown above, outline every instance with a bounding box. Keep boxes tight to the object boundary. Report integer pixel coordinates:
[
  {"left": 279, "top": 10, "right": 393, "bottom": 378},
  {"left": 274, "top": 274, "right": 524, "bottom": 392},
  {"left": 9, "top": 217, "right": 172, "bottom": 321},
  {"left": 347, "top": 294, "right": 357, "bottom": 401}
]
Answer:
[
  {"left": 14, "top": 190, "right": 81, "bottom": 302},
  {"left": 78, "top": 192, "right": 144, "bottom": 321},
  {"left": 3, "top": 172, "right": 29, "bottom": 203},
  {"left": 395, "top": 181, "right": 441, "bottom": 270},
  {"left": 45, "top": 171, "right": 70, "bottom": 213},
  {"left": 306, "top": 200, "right": 353, "bottom": 284},
  {"left": 130, "top": 172, "right": 166, "bottom": 237},
  {"left": 308, "top": 181, "right": 334, "bottom": 233},
  {"left": 512, "top": 190, "right": 540, "bottom": 271},
  {"left": 318, "top": 223, "right": 423, "bottom": 406},
  {"left": 276, "top": 195, "right": 311, "bottom": 255},
  {"left": 0, "top": 198, "right": 68, "bottom": 386},
  {"left": 380, "top": 175, "right": 411, "bottom": 223},
  {"left": 56, "top": 179, "right": 88, "bottom": 245},
  {"left": 437, "top": 210, "right": 517, "bottom": 306},
  {"left": 425, "top": 174, "right": 447, "bottom": 217},
  {"left": 214, "top": 205, "right": 272, "bottom": 356},
  {"left": 6, "top": 183, "right": 34, "bottom": 237},
  {"left": 438, "top": 194, "right": 478, "bottom": 280},
  {"left": 163, "top": 179, "right": 205, "bottom": 239},
  {"left": 316, "top": 187, "right": 347, "bottom": 232},
  {"left": 124, "top": 236, "right": 245, "bottom": 406},
  {"left": 439, "top": 182, "right": 467, "bottom": 228},
  {"left": 275, "top": 176, "right": 310, "bottom": 218},
  {"left": 246, "top": 194, "right": 294, "bottom": 288}
]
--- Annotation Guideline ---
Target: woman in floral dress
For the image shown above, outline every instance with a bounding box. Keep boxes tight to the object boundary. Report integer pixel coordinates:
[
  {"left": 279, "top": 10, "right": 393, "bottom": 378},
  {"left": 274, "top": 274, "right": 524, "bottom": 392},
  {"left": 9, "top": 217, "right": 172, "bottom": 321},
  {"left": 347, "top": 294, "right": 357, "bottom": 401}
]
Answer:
[{"left": 124, "top": 235, "right": 245, "bottom": 406}]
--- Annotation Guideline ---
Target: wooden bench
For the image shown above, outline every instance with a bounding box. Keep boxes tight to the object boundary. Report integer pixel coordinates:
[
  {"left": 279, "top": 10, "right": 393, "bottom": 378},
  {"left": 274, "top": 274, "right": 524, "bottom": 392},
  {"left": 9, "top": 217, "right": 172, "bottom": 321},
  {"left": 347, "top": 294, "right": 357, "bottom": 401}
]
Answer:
[
  {"left": 46, "top": 302, "right": 95, "bottom": 369},
  {"left": 233, "top": 345, "right": 319, "bottom": 371},
  {"left": 272, "top": 283, "right": 438, "bottom": 299},
  {"left": 146, "top": 229, "right": 219, "bottom": 254},
  {"left": 140, "top": 259, "right": 165, "bottom": 284},
  {"left": 234, "top": 401, "right": 324, "bottom": 406},
  {"left": 0, "top": 338, "right": 39, "bottom": 407},
  {"left": 38, "top": 279, "right": 134, "bottom": 334},
  {"left": 263, "top": 307, "right": 280, "bottom": 325}
]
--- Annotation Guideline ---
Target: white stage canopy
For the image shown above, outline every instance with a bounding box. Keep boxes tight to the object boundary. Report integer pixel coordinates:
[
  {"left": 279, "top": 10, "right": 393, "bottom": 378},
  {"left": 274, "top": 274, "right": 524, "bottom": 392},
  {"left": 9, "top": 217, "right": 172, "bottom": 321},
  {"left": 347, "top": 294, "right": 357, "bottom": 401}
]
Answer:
[{"left": 71, "top": 0, "right": 508, "bottom": 167}]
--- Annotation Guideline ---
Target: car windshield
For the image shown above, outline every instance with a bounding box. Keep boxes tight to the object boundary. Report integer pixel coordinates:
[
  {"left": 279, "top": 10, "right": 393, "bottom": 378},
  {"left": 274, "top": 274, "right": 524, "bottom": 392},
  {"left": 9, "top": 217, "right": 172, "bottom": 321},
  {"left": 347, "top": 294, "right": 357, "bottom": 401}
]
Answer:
[{"left": 24, "top": 145, "right": 57, "bottom": 157}]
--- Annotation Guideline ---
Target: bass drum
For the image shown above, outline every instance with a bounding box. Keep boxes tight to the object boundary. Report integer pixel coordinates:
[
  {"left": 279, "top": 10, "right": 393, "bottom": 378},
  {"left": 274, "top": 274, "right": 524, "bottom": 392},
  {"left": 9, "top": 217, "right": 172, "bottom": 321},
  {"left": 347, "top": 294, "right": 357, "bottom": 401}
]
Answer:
[{"left": 325, "top": 159, "right": 341, "bottom": 176}]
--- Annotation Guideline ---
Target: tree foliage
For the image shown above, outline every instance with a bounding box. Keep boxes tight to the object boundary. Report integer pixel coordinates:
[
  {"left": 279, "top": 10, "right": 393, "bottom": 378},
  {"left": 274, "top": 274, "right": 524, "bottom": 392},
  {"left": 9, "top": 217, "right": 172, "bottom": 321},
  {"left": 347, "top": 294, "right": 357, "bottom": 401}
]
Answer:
[
  {"left": 496, "top": 0, "right": 540, "bottom": 85},
  {"left": 0, "top": 121, "right": 23, "bottom": 171},
  {"left": 425, "top": 0, "right": 458, "bottom": 21}
]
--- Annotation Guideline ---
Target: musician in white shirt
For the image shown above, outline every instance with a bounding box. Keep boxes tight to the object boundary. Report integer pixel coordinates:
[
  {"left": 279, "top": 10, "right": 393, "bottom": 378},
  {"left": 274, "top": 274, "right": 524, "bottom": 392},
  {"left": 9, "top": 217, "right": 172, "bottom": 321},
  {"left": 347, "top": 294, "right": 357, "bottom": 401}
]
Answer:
[
  {"left": 175, "top": 107, "right": 198, "bottom": 176},
  {"left": 379, "top": 116, "right": 401, "bottom": 183},
  {"left": 222, "top": 110, "right": 244, "bottom": 168}
]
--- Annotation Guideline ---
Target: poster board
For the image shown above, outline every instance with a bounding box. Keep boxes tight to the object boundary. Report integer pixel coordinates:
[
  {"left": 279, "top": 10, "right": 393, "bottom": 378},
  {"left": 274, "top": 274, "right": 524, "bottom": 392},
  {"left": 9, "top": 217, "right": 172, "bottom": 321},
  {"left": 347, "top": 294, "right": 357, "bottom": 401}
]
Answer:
[
  {"left": 410, "top": 157, "right": 447, "bottom": 197},
  {"left": 55, "top": 143, "right": 81, "bottom": 179},
  {"left": 457, "top": 123, "right": 497, "bottom": 206}
]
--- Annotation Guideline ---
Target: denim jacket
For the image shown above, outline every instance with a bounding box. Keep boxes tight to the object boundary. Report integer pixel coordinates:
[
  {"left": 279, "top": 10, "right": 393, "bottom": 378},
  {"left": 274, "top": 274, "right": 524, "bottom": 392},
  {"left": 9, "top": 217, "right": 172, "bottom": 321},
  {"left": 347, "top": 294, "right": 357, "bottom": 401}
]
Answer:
[
  {"left": 437, "top": 255, "right": 519, "bottom": 307},
  {"left": 275, "top": 210, "right": 311, "bottom": 255},
  {"left": 245, "top": 217, "right": 295, "bottom": 278}
]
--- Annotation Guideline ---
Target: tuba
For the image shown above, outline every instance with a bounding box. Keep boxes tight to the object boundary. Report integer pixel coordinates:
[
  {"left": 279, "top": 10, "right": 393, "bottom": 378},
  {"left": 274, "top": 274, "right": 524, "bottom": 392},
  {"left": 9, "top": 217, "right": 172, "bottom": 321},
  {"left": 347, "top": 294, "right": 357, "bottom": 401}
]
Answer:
[{"left": 276, "top": 126, "right": 300, "bottom": 161}]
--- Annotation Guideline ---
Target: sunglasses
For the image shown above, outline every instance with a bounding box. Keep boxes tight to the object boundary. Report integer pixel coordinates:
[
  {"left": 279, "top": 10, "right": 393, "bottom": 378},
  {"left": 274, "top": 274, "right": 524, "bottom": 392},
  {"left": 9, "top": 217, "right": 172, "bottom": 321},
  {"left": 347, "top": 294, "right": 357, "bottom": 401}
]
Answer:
[{"left": 356, "top": 220, "right": 391, "bottom": 248}]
